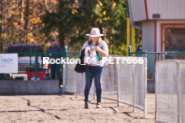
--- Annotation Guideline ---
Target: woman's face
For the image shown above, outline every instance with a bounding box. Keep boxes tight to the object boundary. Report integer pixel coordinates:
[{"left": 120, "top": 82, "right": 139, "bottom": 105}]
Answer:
[{"left": 91, "top": 37, "right": 99, "bottom": 42}]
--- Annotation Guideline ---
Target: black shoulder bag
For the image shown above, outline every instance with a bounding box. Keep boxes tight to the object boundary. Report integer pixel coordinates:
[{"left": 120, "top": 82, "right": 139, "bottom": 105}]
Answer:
[{"left": 74, "top": 49, "right": 86, "bottom": 73}]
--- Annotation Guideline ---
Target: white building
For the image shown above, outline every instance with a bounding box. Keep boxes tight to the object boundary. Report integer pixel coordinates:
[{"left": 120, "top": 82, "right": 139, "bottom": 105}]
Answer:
[{"left": 128, "top": 0, "right": 185, "bottom": 52}]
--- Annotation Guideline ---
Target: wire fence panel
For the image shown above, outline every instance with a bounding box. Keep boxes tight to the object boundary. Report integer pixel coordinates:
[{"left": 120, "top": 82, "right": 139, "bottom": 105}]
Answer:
[
  {"left": 76, "top": 73, "right": 85, "bottom": 96},
  {"left": 63, "top": 56, "right": 147, "bottom": 118},
  {"left": 178, "top": 62, "right": 185, "bottom": 123},
  {"left": 155, "top": 61, "right": 178, "bottom": 123},
  {"left": 63, "top": 64, "right": 94, "bottom": 95},
  {"left": 63, "top": 64, "right": 77, "bottom": 93},
  {"left": 118, "top": 59, "right": 133, "bottom": 105},
  {"left": 101, "top": 64, "right": 118, "bottom": 101},
  {"left": 134, "top": 58, "right": 147, "bottom": 111},
  {"left": 116, "top": 57, "right": 147, "bottom": 117}
]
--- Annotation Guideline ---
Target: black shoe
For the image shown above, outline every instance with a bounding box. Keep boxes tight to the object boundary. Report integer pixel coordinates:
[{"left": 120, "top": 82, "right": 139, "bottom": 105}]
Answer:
[
  {"left": 85, "top": 102, "right": 88, "bottom": 109},
  {"left": 96, "top": 102, "right": 102, "bottom": 108}
]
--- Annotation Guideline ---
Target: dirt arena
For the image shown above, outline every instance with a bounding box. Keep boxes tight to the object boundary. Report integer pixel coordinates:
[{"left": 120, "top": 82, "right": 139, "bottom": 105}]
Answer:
[{"left": 0, "top": 94, "right": 155, "bottom": 123}]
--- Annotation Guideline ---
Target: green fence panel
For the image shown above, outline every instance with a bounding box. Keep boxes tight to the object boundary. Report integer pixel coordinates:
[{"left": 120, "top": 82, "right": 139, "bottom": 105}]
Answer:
[{"left": 128, "top": 49, "right": 185, "bottom": 79}]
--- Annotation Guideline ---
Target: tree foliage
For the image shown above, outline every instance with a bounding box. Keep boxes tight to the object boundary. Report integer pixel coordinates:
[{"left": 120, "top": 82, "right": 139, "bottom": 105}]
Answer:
[
  {"left": 0, "top": 0, "right": 136, "bottom": 55},
  {"left": 0, "top": 0, "right": 50, "bottom": 51},
  {"left": 41, "top": 0, "right": 128, "bottom": 55}
]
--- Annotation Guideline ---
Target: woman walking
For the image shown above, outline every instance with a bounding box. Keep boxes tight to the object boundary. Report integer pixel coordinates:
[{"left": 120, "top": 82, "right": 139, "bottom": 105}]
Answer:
[{"left": 81, "top": 28, "right": 109, "bottom": 108}]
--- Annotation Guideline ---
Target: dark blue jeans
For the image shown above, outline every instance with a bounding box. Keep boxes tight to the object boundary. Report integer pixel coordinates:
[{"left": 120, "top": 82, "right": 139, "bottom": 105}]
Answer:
[
  {"left": 50, "top": 64, "right": 61, "bottom": 83},
  {"left": 84, "top": 66, "right": 103, "bottom": 102}
]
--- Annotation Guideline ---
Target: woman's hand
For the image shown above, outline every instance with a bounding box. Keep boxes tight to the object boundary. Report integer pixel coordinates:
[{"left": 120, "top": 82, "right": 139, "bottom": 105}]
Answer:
[
  {"left": 94, "top": 46, "right": 101, "bottom": 52},
  {"left": 88, "top": 49, "right": 93, "bottom": 53},
  {"left": 94, "top": 46, "right": 107, "bottom": 57}
]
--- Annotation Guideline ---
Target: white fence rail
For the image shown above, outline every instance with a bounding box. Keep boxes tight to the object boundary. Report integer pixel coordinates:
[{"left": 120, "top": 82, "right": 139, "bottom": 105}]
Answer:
[
  {"left": 155, "top": 60, "right": 185, "bottom": 123},
  {"left": 63, "top": 57, "right": 147, "bottom": 118}
]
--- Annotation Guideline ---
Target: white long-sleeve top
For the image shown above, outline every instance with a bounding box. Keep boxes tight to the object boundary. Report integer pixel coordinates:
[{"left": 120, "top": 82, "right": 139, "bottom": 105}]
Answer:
[
  {"left": 81, "top": 40, "right": 109, "bottom": 66},
  {"left": 81, "top": 41, "right": 109, "bottom": 56}
]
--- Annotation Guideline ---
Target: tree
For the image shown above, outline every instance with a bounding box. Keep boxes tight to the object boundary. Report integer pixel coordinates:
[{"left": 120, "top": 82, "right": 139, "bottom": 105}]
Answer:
[
  {"left": 41, "top": 0, "right": 128, "bottom": 55},
  {"left": 0, "top": 0, "right": 47, "bottom": 52},
  {"left": 0, "top": 0, "right": 134, "bottom": 56},
  {"left": 94, "top": 0, "right": 127, "bottom": 55}
]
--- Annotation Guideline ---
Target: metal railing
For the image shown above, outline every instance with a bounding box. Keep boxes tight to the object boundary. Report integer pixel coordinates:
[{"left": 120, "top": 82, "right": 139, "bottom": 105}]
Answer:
[
  {"left": 63, "top": 57, "right": 147, "bottom": 118},
  {"left": 155, "top": 60, "right": 185, "bottom": 123}
]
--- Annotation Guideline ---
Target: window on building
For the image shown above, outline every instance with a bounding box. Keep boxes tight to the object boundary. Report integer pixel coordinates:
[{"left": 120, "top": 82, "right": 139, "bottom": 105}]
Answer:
[{"left": 162, "top": 24, "right": 185, "bottom": 52}]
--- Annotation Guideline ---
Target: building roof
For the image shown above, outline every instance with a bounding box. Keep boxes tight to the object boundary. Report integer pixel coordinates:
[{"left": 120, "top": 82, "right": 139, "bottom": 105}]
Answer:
[{"left": 128, "top": 0, "right": 185, "bottom": 22}]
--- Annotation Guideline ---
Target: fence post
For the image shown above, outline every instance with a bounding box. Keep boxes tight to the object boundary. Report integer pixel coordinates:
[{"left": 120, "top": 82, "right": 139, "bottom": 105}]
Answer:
[
  {"left": 177, "top": 61, "right": 182, "bottom": 123},
  {"left": 157, "top": 53, "right": 161, "bottom": 61},
  {"left": 144, "top": 58, "right": 147, "bottom": 118},
  {"left": 76, "top": 71, "right": 78, "bottom": 99},
  {"left": 128, "top": 45, "right": 132, "bottom": 56},
  {"left": 155, "top": 62, "right": 158, "bottom": 122},
  {"left": 117, "top": 62, "right": 120, "bottom": 107},
  {"left": 144, "top": 50, "right": 147, "bottom": 58},
  {"left": 35, "top": 53, "right": 38, "bottom": 80},
  {"left": 63, "top": 46, "right": 68, "bottom": 95},
  {"left": 94, "top": 82, "right": 96, "bottom": 100},
  {"left": 132, "top": 64, "right": 136, "bottom": 112},
  {"left": 30, "top": 54, "right": 32, "bottom": 68},
  {"left": 64, "top": 45, "right": 68, "bottom": 58},
  {"left": 62, "top": 64, "right": 65, "bottom": 95},
  {"left": 82, "top": 73, "right": 85, "bottom": 100},
  {"left": 144, "top": 51, "right": 148, "bottom": 118}
]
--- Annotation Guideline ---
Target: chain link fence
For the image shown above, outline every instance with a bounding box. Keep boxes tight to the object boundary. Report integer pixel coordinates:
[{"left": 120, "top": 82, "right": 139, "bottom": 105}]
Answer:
[
  {"left": 129, "top": 51, "right": 185, "bottom": 79},
  {"left": 63, "top": 56, "right": 147, "bottom": 118},
  {"left": 155, "top": 60, "right": 185, "bottom": 123}
]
